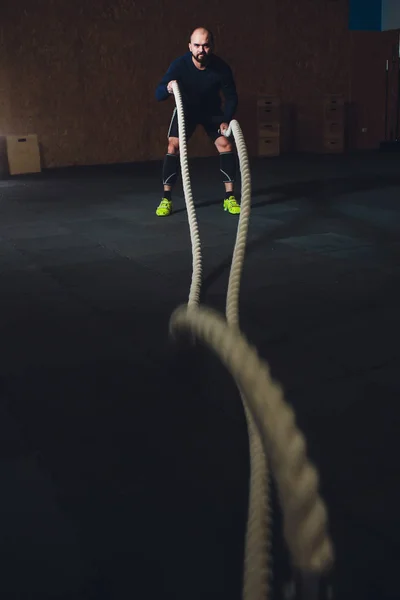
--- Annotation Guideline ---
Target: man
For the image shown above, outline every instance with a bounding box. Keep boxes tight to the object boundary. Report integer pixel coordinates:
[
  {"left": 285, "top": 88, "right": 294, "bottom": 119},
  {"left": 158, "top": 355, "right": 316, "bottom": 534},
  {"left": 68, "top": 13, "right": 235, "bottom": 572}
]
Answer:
[{"left": 154, "top": 27, "right": 240, "bottom": 217}]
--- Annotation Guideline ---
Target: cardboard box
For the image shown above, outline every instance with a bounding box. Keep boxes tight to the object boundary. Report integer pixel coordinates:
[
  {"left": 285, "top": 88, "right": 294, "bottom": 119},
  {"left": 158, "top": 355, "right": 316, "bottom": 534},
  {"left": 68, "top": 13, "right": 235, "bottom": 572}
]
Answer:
[{"left": 6, "top": 134, "right": 41, "bottom": 175}]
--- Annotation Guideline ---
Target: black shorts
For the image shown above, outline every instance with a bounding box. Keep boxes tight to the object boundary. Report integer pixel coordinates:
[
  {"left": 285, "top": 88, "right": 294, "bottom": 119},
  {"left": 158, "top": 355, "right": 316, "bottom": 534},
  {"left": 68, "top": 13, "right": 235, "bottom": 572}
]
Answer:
[{"left": 167, "top": 108, "right": 224, "bottom": 142}]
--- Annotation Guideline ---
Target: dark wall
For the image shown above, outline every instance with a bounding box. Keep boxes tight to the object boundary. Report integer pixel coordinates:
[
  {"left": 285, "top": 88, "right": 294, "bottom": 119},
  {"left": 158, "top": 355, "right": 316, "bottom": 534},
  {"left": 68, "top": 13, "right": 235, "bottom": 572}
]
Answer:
[
  {"left": 0, "top": 0, "right": 398, "bottom": 168},
  {"left": 348, "top": 29, "right": 399, "bottom": 148}
]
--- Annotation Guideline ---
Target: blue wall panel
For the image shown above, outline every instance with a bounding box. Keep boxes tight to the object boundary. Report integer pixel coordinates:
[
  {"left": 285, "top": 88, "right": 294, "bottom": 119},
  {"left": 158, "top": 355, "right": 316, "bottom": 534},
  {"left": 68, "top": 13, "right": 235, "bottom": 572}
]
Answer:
[
  {"left": 349, "top": 0, "right": 382, "bottom": 31},
  {"left": 350, "top": 0, "right": 400, "bottom": 31}
]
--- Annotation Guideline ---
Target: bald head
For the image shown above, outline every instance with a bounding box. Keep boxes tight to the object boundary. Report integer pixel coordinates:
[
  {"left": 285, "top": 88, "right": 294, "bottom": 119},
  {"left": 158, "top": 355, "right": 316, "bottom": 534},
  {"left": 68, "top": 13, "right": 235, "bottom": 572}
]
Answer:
[
  {"left": 189, "top": 27, "right": 214, "bottom": 45},
  {"left": 189, "top": 27, "right": 214, "bottom": 67}
]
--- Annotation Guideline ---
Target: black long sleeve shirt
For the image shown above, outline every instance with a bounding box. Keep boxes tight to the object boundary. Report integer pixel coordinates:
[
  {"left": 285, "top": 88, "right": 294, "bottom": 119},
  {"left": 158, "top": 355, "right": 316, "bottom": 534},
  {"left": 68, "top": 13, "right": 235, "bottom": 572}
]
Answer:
[{"left": 155, "top": 52, "right": 238, "bottom": 122}]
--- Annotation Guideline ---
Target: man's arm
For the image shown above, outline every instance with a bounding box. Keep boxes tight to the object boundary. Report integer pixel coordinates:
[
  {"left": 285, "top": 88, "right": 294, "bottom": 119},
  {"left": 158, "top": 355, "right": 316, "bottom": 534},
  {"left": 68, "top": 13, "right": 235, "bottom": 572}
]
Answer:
[
  {"left": 155, "top": 58, "right": 182, "bottom": 102},
  {"left": 221, "top": 65, "right": 238, "bottom": 123}
]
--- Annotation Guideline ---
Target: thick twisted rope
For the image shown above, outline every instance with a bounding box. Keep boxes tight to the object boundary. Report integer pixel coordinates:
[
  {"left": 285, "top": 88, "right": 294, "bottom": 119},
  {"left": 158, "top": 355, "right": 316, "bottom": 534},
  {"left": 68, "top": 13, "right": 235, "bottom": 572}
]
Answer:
[
  {"left": 220, "top": 119, "right": 271, "bottom": 599},
  {"left": 172, "top": 82, "right": 271, "bottom": 597},
  {"left": 172, "top": 83, "right": 203, "bottom": 307},
  {"left": 170, "top": 305, "right": 334, "bottom": 572},
  {"left": 169, "top": 81, "right": 334, "bottom": 598}
]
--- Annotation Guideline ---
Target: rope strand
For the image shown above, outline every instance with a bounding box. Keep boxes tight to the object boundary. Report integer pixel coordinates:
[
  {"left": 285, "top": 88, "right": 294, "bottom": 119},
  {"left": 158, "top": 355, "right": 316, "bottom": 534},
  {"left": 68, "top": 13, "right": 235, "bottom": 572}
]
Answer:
[{"left": 169, "top": 82, "right": 334, "bottom": 599}]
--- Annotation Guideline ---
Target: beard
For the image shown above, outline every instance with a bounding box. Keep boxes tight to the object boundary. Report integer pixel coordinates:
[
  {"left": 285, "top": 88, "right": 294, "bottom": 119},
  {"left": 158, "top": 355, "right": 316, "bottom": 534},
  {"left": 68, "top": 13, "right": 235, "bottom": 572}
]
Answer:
[{"left": 192, "top": 51, "right": 209, "bottom": 64}]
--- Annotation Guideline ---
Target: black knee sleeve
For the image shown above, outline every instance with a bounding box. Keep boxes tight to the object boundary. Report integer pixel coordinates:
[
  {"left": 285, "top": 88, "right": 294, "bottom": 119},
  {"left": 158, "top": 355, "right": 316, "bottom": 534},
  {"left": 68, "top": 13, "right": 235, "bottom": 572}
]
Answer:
[
  {"left": 162, "top": 153, "right": 179, "bottom": 186},
  {"left": 219, "top": 151, "right": 236, "bottom": 184}
]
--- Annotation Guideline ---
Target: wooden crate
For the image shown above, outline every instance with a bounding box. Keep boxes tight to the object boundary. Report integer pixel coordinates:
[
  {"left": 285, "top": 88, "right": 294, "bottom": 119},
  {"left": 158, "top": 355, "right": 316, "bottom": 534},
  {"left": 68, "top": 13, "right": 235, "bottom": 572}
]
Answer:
[
  {"left": 257, "top": 95, "right": 280, "bottom": 108},
  {"left": 325, "top": 104, "right": 344, "bottom": 122},
  {"left": 258, "top": 136, "right": 280, "bottom": 156},
  {"left": 6, "top": 134, "right": 41, "bottom": 175},
  {"left": 258, "top": 122, "right": 280, "bottom": 138},
  {"left": 257, "top": 104, "right": 281, "bottom": 124},
  {"left": 323, "top": 137, "right": 344, "bottom": 153},
  {"left": 257, "top": 95, "right": 281, "bottom": 156},
  {"left": 323, "top": 94, "right": 345, "bottom": 153},
  {"left": 324, "top": 94, "right": 345, "bottom": 107},
  {"left": 324, "top": 121, "right": 344, "bottom": 138}
]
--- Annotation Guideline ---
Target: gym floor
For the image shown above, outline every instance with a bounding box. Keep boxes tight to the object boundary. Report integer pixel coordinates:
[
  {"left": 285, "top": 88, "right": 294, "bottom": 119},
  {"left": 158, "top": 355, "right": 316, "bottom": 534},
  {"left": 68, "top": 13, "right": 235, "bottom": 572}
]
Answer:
[{"left": 0, "top": 151, "right": 399, "bottom": 599}]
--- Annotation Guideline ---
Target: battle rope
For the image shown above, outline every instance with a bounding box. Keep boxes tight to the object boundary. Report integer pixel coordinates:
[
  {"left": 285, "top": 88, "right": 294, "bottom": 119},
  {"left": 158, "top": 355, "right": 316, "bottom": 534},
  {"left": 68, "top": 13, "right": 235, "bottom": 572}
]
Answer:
[{"left": 168, "top": 81, "right": 334, "bottom": 599}]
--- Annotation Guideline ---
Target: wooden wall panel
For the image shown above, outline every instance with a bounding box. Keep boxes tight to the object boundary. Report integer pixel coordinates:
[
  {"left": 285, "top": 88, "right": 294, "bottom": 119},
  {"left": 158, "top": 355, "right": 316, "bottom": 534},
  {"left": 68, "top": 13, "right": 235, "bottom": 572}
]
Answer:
[{"left": 0, "top": 0, "right": 397, "bottom": 168}]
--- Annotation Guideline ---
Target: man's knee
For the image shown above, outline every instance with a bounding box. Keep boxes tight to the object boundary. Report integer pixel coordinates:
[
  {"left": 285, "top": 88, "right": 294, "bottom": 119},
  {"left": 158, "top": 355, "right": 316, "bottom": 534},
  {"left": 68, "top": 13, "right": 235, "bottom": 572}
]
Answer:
[
  {"left": 167, "top": 137, "right": 179, "bottom": 155},
  {"left": 215, "top": 135, "right": 233, "bottom": 153}
]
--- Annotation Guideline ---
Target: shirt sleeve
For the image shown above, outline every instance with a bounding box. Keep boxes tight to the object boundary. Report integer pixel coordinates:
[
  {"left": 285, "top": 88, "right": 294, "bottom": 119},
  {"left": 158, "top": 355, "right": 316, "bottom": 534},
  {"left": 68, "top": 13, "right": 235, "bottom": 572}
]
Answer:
[
  {"left": 155, "top": 58, "right": 182, "bottom": 102},
  {"left": 221, "top": 65, "right": 238, "bottom": 122}
]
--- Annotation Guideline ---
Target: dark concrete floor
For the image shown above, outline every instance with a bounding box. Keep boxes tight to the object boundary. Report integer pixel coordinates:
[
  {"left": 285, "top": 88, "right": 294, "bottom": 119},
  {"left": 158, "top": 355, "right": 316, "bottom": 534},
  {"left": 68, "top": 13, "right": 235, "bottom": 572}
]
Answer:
[{"left": 0, "top": 151, "right": 399, "bottom": 599}]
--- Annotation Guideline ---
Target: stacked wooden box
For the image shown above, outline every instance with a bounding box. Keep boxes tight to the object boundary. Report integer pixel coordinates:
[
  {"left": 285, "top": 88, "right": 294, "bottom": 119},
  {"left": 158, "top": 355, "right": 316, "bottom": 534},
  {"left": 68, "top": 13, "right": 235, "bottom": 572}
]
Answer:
[
  {"left": 257, "top": 95, "right": 281, "bottom": 156},
  {"left": 323, "top": 94, "right": 345, "bottom": 153}
]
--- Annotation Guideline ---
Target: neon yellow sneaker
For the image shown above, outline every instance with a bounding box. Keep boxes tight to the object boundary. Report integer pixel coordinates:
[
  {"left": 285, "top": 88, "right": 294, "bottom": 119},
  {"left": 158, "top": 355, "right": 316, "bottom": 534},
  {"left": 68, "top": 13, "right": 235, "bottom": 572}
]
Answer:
[
  {"left": 156, "top": 198, "right": 172, "bottom": 217},
  {"left": 223, "top": 196, "right": 241, "bottom": 215}
]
